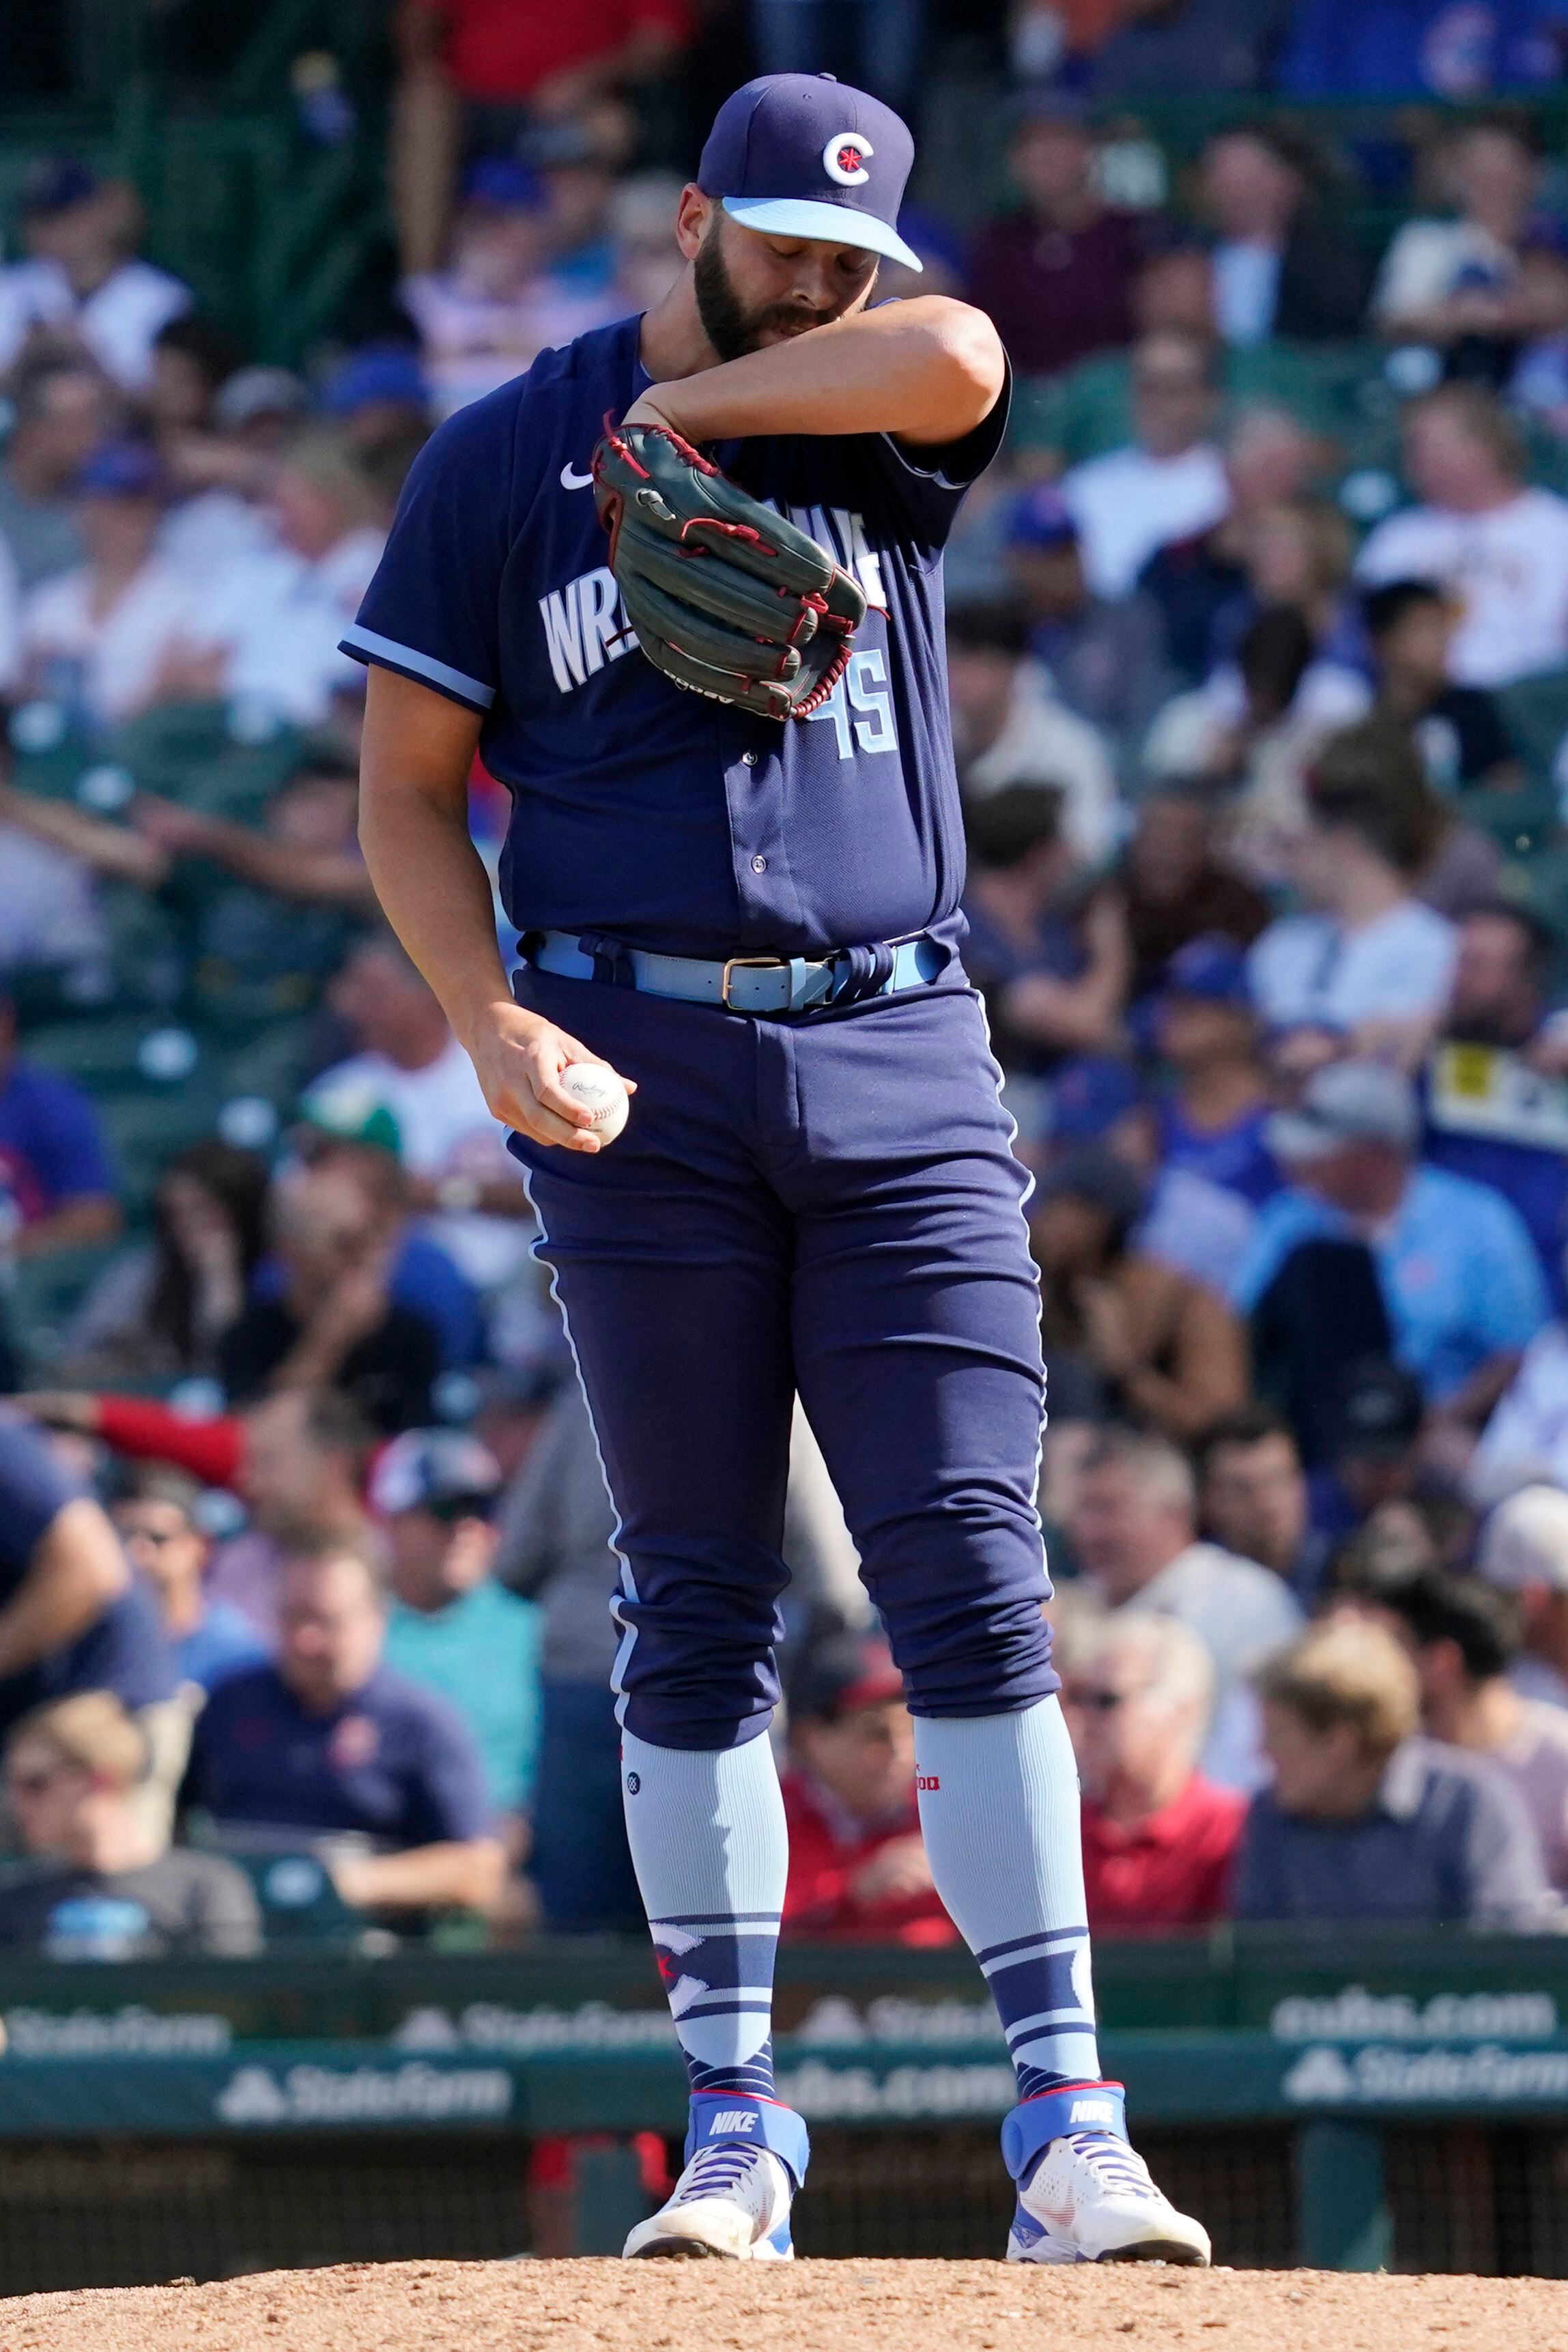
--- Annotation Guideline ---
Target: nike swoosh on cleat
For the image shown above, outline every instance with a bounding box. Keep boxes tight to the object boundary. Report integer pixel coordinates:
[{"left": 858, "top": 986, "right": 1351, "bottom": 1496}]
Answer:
[{"left": 560, "top": 463, "right": 595, "bottom": 489}]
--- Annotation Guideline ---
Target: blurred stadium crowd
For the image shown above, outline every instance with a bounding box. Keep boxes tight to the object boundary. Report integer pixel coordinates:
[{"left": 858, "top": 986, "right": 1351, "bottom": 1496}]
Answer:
[{"left": 8, "top": 0, "right": 1568, "bottom": 1961}]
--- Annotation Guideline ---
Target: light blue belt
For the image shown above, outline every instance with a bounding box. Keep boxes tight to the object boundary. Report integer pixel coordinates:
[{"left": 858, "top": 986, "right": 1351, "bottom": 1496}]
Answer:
[{"left": 527, "top": 929, "right": 945, "bottom": 1015}]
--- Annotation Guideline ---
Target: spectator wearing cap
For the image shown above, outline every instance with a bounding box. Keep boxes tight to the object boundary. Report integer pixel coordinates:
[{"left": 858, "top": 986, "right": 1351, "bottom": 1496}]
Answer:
[
  {"left": 1120, "top": 786, "right": 1271, "bottom": 1003},
  {"left": 0, "top": 992, "right": 119, "bottom": 1260},
  {"left": 1234, "top": 1060, "right": 1549, "bottom": 1441},
  {"left": 1245, "top": 737, "right": 1458, "bottom": 1062},
  {"left": 947, "top": 603, "right": 1120, "bottom": 865},
  {"left": 1031, "top": 1146, "right": 1249, "bottom": 1441},
  {"left": 1154, "top": 937, "right": 1282, "bottom": 1210},
  {"left": 1045, "top": 1055, "right": 1258, "bottom": 1300},
  {"left": 960, "top": 789, "right": 1128, "bottom": 1081},
  {"left": 1476, "top": 1487, "right": 1568, "bottom": 1709},
  {"left": 0, "top": 1694, "right": 259, "bottom": 1959},
  {"left": 1000, "top": 484, "right": 1173, "bottom": 776},
  {"left": 1197, "top": 1405, "right": 1332, "bottom": 1608},
  {"left": 319, "top": 345, "right": 432, "bottom": 453},
  {"left": 0, "top": 354, "right": 114, "bottom": 592},
  {"left": 1366, "top": 581, "right": 1522, "bottom": 797},
  {"left": 1382, "top": 1566, "right": 1568, "bottom": 1890},
  {"left": 1315, "top": 1357, "right": 1429, "bottom": 1538},
  {"left": 967, "top": 98, "right": 1149, "bottom": 384},
  {"left": 1356, "top": 386, "right": 1568, "bottom": 689},
  {"left": 1060, "top": 333, "right": 1230, "bottom": 602},
  {"left": 1063, "top": 1613, "right": 1246, "bottom": 1933},
  {"left": 183, "top": 1537, "right": 504, "bottom": 1918},
  {"left": 16, "top": 438, "right": 197, "bottom": 728},
  {"left": 781, "top": 1634, "right": 954, "bottom": 1945},
  {"left": 0, "top": 159, "right": 190, "bottom": 393},
  {"left": 401, "top": 158, "right": 621, "bottom": 420},
  {"left": 1068, "top": 1427, "right": 1301, "bottom": 1785},
  {"left": 1236, "top": 1617, "right": 1558, "bottom": 1927},
  {"left": 374, "top": 1430, "right": 542, "bottom": 1840},
  {"left": 1198, "top": 123, "right": 1368, "bottom": 348},
  {"left": 389, "top": 0, "right": 691, "bottom": 279},
  {"left": 1424, "top": 903, "right": 1568, "bottom": 1309},
  {"left": 112, "top": 1465, "right": 269, "bottom": 1697}
]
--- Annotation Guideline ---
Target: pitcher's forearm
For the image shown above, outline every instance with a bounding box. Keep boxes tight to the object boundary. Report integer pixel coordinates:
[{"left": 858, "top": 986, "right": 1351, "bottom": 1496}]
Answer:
[
  {"left": 629, "top": 298, "right": 1004, "bottom": 447},
  {"left": 358, "top": 778, "right": 513, "bottom": 1049},
  {"left": 356, "top": 667, "right": 512, "bottom": 1050}
]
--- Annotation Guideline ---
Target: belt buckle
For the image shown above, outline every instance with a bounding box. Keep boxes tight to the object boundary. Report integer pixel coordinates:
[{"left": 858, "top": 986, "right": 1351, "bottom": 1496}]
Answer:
[{"left": 719, "top": 955, "right": 786, "bottom": 1010}]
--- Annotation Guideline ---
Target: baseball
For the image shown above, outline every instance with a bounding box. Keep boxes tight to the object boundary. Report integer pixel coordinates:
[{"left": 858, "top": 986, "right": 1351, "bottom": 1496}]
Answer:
[{"left": 559, "top": 1060, "right": 629, "bottom": 1143}]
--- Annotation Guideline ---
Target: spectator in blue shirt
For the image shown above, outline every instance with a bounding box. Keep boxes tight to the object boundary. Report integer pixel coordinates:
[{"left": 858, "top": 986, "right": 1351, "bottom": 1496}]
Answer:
[
  {"left": 183, "top": 1535, "right": 504, "bottom": 1919},
  {"left": 0, "top": 1414, "right": 173, "bottom": 1735},
  {"left": 111, "top": 1465, "right": 268, "bottom": 1695},
  {"left": 1233, "top": 1617, "right": 1557, "bottom": 1925},
  {"left": 0, "top": 993, "right": 119, "bottom": 1258},
  {"left": 1279, "top": 0, "right": 1560, "bottom": 99},
  {"left": 1233, "top": 1059, "right": 1550, "bottom": 1432},
  {"left": 1154, "top": 936, "right": 1283, "bottom": 1210},
  {"left": 371, "top": 1428, "right": 542, "bottom": 1837}
]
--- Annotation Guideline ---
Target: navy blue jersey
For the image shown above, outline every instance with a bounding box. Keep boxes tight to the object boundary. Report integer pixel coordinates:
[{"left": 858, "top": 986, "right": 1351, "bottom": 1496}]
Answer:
[{"left": 344, "top": 312, "right": 1006, "bottom": 960}]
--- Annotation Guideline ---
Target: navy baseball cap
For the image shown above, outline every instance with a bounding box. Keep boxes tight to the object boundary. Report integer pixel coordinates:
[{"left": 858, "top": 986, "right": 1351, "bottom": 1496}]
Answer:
[
  {"left": 1162, "top": 934, "right": 1250, "bottom": 1006},
  {"left": 20, "top": 157, "right": 100, "bottom": 216},
  {"left": 321, "top": 343, "right": 429, "bottom": 419},
  {"left": 1005, "top": 485, "right": 1080, "bottom": 551},
  {"left": 369, "top": 1429, "right": 503, "bottom": 1519},
  {"left": 698, "top": 74, "right": 922, "bottom": 273}
]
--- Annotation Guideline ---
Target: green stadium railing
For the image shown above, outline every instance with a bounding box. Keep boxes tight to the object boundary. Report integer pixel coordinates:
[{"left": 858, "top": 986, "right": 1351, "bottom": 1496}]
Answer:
[{"left": 0, "top": 1928, "right": 1561, "bottom": 2276}]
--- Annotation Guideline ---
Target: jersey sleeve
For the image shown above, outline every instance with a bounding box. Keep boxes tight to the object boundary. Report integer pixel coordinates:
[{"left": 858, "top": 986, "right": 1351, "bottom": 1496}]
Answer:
[
  {"left": 340, "top": 390, "right": 517, "bottom": 713},
  {"left": 0, "top": 1416, "right": 80, "bottom": 1593},
  {"left": 870, "top": 356, "right": 1012, "bottom": 552}
]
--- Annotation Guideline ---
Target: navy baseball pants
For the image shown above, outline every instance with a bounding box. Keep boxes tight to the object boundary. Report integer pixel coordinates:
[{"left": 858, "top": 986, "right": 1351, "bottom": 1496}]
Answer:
[{"left": 509, "top": 965, "right": 1057, "bottom": 1751}]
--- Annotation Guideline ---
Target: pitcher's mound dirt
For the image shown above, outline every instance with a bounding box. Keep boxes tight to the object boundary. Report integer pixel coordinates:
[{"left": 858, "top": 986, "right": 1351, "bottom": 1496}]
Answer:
[{"left": 0, "top": 2259, "right": 1558, "bottom": 2352}]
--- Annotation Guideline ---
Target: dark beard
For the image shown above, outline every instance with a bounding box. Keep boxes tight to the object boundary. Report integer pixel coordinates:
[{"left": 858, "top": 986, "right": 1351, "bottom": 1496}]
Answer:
[
  {"left": 692, "top": 219, "right": 871, "bottom": 363},
  {"left": 693, "top": 227, "right": 758, "bottom": 362}
]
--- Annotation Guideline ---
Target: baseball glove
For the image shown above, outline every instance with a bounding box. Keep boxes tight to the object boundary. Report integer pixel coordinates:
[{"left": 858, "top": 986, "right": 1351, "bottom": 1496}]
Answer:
[{"left": 590, "top": 420, "right": 867, "bottom": 722}]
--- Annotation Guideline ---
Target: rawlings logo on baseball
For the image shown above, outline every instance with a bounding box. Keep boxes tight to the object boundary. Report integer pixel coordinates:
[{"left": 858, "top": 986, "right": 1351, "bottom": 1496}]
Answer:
[{"left": 823, "top": 133, "right": 874, "bottom": 186}]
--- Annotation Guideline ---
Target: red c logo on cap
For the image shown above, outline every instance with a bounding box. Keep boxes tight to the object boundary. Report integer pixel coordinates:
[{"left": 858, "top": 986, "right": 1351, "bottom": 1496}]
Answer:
[{"left": 823, "top": 133, "right": 874, "bottom": 186}]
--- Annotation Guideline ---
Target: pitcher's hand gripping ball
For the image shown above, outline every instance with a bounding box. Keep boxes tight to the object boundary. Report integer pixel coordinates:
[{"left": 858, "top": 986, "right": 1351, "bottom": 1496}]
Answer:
[
  {"left": 590, "top": 421, "right": 867, "bottom": 720},
  {"left": 559, "top": 1061, "right": 630, "bottom": 1144}
]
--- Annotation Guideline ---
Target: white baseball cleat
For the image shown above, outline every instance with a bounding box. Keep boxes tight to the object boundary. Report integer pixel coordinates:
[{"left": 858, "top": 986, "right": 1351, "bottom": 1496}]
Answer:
[
  {"left": 1008, "top": 2132, "right": 1212, "bottom": 2265},
  {"left": 623, "top": 2140, "right": 795, "bottom": 2261}
]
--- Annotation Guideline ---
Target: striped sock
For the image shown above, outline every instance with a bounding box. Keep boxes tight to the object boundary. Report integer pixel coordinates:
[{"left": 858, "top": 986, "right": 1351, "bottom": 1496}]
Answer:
[
  {"left": 914, "top": 1698, "right": 1104, "bottom": 2100},
  {"left": 620, "top": 1729, "right": 785, "bottom": 2102}
]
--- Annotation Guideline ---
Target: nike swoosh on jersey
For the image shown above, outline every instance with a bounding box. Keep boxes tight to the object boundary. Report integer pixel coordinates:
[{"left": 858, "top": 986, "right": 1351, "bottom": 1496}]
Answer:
[{"left": 560, "top": 463, "right": 595, "bottom": 490}]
